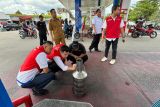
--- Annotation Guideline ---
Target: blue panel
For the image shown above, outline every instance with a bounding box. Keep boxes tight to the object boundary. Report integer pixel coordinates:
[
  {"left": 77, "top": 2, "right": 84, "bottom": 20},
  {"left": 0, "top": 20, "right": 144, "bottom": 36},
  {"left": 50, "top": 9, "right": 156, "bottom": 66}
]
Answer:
[
  {"left": 0, "top": 79, "right": 13, "bottom": 107},
  {"left": 113, "top": 0, "right": 119, "bottom": 6},
  {"left": 75, "top": 0, "right": 82, "bottom": 32}
]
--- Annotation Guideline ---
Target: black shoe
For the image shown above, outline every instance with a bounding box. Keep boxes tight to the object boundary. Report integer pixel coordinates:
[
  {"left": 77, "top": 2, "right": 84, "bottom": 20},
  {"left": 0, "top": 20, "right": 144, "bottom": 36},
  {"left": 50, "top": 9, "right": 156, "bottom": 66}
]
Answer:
[
  {"left": 32, "top": 88, "right": 49, "bottom": 96},
  {"left": 95, "top": 50, "right": 101, "bottom": 52}
]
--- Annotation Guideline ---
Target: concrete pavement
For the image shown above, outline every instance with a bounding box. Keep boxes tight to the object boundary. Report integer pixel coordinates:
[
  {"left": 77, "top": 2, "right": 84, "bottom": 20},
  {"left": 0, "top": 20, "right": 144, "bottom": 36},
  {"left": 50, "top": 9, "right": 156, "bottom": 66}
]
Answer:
[{"left": 0, "top": 31, "right": 160, "bottom": 107}]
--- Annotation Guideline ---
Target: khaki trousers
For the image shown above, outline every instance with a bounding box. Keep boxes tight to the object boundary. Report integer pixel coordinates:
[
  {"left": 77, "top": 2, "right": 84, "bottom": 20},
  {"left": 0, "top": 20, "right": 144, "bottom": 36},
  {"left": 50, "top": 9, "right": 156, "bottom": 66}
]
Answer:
[{"left": 54, "top": 36, "right": 66, "bottom": 45}]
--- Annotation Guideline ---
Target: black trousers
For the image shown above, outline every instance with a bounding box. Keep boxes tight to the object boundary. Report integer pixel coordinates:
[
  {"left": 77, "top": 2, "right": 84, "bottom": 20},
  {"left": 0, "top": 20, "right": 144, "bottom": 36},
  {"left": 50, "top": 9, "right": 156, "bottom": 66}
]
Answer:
[
  {"left": 39, "top": 32, "right": 47, "bottom": 45},
  {"left": 89, "top": 34, "right": 101, "bottom": 50},
  {"left": 21, "top": 72, "right": 55, "bottom": 90},
  {"left": 104, "top": 39, "right": 119, "bottom": 59}
]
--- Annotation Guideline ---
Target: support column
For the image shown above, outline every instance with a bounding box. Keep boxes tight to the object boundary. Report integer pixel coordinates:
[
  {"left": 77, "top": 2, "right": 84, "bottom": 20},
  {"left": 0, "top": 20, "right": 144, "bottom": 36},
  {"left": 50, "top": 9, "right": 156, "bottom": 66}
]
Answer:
[
  {"left": 67, "top": 0, "right": 70, "bottom": 20},
  {"left": 121, "top": 0, "right": 131, "bottom": 21},
  {"left": 72, "top": 0, "right": 82, "bottom": 41},
  {"left": 75, "top": 0, "right": 82, "bottom": 32},
  {"left": 90, "top": 8, "right": 92, "bottom": 27},
  {"left": 113, "top": 0, "right": 120, "bottom": 6}
]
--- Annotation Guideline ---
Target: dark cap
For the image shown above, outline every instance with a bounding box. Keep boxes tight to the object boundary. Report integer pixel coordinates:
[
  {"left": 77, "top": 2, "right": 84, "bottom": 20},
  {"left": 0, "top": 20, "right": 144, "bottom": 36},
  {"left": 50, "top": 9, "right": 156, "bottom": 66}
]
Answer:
[{"left": 72, "top": 41, "right": 79, "bottom": 50}]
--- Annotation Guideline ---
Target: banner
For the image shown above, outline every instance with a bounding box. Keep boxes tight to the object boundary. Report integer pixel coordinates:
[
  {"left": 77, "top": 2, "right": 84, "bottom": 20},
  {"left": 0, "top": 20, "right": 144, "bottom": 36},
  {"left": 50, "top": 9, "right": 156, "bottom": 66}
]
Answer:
[{"left": 75, "top": 0, "right": 82, "bottom": 32}]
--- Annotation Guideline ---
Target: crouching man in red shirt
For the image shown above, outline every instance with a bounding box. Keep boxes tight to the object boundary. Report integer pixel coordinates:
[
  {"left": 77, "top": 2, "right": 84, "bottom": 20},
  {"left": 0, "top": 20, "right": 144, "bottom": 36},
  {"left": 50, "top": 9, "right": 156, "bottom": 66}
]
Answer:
[
  {"left": 17, "top": 41, "right": 55, "bottom": 96},
  {"left": 47, "top": 44, "right": 77, "bottom": 72},
  {"left": 101, "top": 5, "right": 125, "bottom": 65}
]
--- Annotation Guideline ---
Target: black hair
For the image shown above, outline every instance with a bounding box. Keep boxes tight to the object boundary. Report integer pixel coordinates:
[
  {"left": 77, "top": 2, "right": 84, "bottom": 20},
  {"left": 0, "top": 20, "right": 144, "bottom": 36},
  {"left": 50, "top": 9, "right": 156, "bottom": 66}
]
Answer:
[
  {"left": 39, "top": 15, "right": 44, "bottom": 18},
  {"left": 39, "top": 15, "right": 43, "bottom": 18},
  {"left": 96, "top": 9, "right": 101, "bottom": 13},
  {"left": 64, "top": 18, "right": 68, "bottom": 24},
  {"left": 50, "top": 8, "right": 55, "bottom": 13},
  {"left": 60, "top": 45, "right": 70, "bottom": 52},
  {"left": 43, "top": 41, "right": 53, "bottom": 45},
  {"left": 112, "top": 5, "right": 120, "bottom": 13}
]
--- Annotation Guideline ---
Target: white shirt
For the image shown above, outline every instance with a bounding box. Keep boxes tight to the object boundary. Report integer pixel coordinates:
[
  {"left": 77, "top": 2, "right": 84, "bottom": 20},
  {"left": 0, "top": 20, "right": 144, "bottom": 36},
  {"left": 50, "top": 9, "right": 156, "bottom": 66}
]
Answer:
[
  {"left": 92, "top": 16, "right": 103, "bottom": 34},
  {"left": 102, "top": 16, "right": 125, "bottom": 41},
  {"left": 17, "top": 52, "right": 48, "bottom": 86},
  {"left": 53, "top": 56, "right": 68, "bottom": 71}
]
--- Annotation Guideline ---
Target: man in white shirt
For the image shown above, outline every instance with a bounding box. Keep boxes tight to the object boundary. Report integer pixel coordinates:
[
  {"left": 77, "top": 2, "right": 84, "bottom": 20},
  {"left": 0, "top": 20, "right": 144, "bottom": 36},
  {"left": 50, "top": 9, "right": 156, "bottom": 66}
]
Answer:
[
  {"left": 101, "top": 5, "right": 125, "bottom": 65},
  {"left": 17, "top": 41, "right": 55, "bottom": 96},
  {"left": 89, "top": 9, "right": 103, "bottom": 52}
]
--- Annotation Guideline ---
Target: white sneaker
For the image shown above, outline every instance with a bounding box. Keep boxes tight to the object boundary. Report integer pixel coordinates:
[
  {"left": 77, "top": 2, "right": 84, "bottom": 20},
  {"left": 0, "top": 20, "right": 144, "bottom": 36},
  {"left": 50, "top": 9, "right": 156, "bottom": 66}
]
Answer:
[
  {"left": 109, "top": 59, "right": 116, "bottom": 65},
  {"left": 101, "top": 57, "right": 108, "bottom": 62}
]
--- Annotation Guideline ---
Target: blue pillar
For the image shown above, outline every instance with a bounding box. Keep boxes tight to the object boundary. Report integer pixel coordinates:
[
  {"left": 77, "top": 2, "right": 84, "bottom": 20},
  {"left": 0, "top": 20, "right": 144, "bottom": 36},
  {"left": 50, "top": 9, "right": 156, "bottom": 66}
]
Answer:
[
  {"left": 75, "top": 0, "right": 82, "bottom": 32},
  {"left": 113, "top": 0, "right": 119, "bottom": 6}
]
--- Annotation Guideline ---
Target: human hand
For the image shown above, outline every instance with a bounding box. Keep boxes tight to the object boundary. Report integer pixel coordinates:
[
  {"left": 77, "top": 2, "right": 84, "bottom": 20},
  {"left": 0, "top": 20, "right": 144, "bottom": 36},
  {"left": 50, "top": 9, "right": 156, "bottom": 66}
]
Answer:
[
  {"left": 72, "top": 64, "right": 77, "bottom": 71},
  {"left": 73, "top": 64, "right": 77, "bottom": 67},
  {"left": 76, "top": 57, "right": 82, "bottom": 60},
  {"left": 122, "top": 38, "right": 125, "bottom": 43},
  {"left": 101, "top": 38, "right": 105, "bottom": 44},
  {"left": 74, "top": 56, "right": 79, "bottom": 60},
  {"left": 122, "top": 33, "right": 126, "bottom": 43}
]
